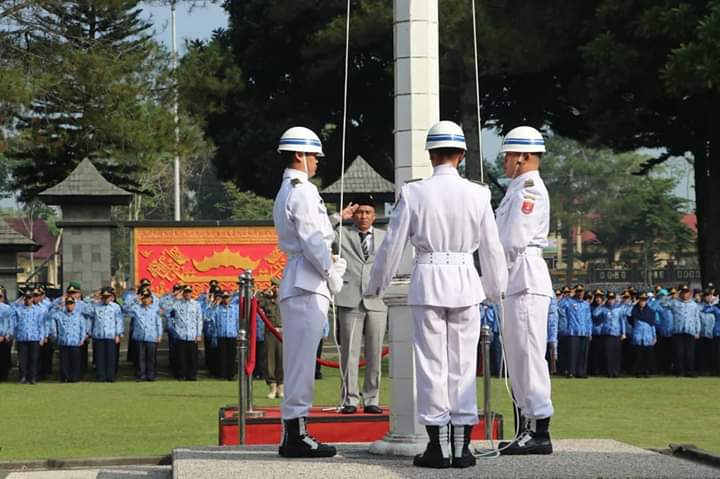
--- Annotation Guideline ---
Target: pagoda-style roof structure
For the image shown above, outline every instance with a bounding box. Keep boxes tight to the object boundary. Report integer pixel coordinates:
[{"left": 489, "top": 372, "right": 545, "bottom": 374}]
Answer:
[
  {"left": 39, "top": 158, "right": 133, "bottom": 205},
  {"left": 0, "top": 219, "right": 39, "bottom": 253},
  {"left": 321, "top": 155, "right": 395, "bottom": 204}
]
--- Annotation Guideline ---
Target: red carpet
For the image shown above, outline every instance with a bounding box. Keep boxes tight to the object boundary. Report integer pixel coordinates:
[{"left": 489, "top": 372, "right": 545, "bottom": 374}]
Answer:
[{"left": 219, "top": 406, "right": 503, "bottom": 445}]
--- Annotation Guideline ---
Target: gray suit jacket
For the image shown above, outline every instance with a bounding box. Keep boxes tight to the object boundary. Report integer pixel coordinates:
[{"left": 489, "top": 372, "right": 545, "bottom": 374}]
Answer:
[{"left": 331, "top": 219, "right": 388, "bottom": 312}]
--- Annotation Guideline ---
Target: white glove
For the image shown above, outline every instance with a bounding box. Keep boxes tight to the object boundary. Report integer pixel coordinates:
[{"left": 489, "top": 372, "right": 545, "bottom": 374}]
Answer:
[
  {"left": 333, "top": 257, "right": 347, "bottom": 277},
  {"left": 328, "top": 269, "right": 344, "bottom": 295}
]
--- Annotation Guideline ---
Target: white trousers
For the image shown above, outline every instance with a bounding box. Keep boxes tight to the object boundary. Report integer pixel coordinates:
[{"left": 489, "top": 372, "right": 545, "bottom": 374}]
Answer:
[
  {"left": 279, "top": 293, "right": 329, "bottom": 419},
  {"left": 503, "top": 293, "right": 554, "bottom": 419},
  {"left": 412, "top": 305, "right": 480, "bottom": 426}
]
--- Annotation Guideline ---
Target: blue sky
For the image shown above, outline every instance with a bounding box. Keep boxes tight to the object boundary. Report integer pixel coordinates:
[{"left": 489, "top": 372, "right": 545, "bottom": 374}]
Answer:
[{"left": 140, "top": 1, "right": 228, "bottom": 51}]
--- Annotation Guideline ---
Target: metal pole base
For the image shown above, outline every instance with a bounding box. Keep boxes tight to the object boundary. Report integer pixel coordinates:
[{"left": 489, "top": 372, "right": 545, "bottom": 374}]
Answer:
[
  {"left": 245, "top": 409, "right": 265, "bottom": 418},
  {"left": 368, "top": 432, "right": 427, "bottom": 457}
]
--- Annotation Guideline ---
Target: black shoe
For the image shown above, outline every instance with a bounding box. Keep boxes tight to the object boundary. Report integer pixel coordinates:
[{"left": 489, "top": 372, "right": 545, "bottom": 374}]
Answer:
[
  {"left": 500, "top": 430, "right": 553, "bottom": 455},
  {"left": 498, "top": 407, "right": 527, "bottom": 448},
  {"left": 451, "top": 425, "right": 476, "bottom": 468},
  {"left": 278, "top": 417, "right": 336, "bottom": 458},
  {"left": 314, "top": 371, "right": 323, "bottom": 380},
  {"left": 20, "top": 377, "right": 27, "bottom": 384},
  {"left": 413, "top": 425, "right": 451, "bottom": 469},
  {"left": 29, "top": 379, "right": 37, "bottom": 385},
  {"left": 340, "top": 405, "right": 357, "bottom": 414},
  {"left": 363, "top": 405, "right": 383, "bottom": 414}
]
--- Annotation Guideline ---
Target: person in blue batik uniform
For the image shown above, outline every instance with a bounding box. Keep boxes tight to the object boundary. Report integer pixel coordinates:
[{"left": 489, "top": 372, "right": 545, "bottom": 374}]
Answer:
[
  {"left": 590, "top": 292, "right": 627, "bottom": 377},
  {"left": 12, "top": 291, "right": 47, "bottom": 384},
  {"left": 167, "top": 285, "right": 203, "bottom": 380},
  {"left": 668, "top": 285, "right": 702, "bottom": 376},
  {"left": 560, "top": 285, "right": 591, "bottom": 378},
  {"left": 211, "top": 291, "right": 239, "bottom": 380},
  {"left": 589, "top": 290, "right": 606, "bottom": 376},
  {"left": 89, "top": 287, "right": 124, "bottom": 382},
  {"left": 0, "top": 289, "right": 13, "bottom": 381},
  {"left": 128, "top": 289, "right": 163, "bottom": 381},
  {"left": 707, "top": 295, "right": 720, "bottom": 376},
  {"left": 697, "top": 291, "right": 717, "bottom": 374},
  {"left": 200, "top": 283, "right": 221, "bottom": 378},
  {"left": 630, "top": 292, "right": 656, "bottom": 377},
  {"left": 48, "top": 297, "right": 87, "bottom": 382},
  {"left": 546, "top": 292, "right": 559, "bottom": 375},
  {"left": 648, "top": 289, "right": 675, "bottom": 373},
  {"left": 556, "top": 287, "right": 570, "bottom": 376},
  {"left": 160, "top": 284, "right": 182, "bottom": 379}
]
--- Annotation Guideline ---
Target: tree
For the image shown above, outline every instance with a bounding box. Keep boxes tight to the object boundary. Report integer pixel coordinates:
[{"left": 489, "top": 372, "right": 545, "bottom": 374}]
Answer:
[
  {"left": 4, "top": 1, "right": 179, "bottom": 201},
  {"left": 214, "top": 183, "right": 273, "bottom": 221},
  {"left": 470, "top": 0, "right": 719, "bottom": 285},
  {"left": 179, "top": 0, "right": 394, "bottom": 198}
]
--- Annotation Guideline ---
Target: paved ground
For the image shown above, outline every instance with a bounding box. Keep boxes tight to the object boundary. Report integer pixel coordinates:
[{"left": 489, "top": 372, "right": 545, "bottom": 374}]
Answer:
[
  {"left": 172, "top": 440, "right": 720, "bottom": 479},
  {"left": 3, "top": 440, "right": 718, "bottom": 478},
  {"left": 1, "top": 466, "right": 170, "bottom": 479}
]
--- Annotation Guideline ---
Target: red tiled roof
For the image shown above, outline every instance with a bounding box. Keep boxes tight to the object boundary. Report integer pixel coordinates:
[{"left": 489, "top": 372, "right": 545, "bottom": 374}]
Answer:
[{"left": 5, "top": 218, "right": 58, "bottom": 259}]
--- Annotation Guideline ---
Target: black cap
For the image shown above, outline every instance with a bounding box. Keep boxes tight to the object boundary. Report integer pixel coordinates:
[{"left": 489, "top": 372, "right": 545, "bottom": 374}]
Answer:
[
  {"left": 66, "top": 297, "right": 76, "bottom": 304},
  {"left": 100, "top": 287, "right": 113, "bottom": 296},
  {"left": 24, "top": 290, "right": 33, "bottom": 298},
  {"left": 209, "top": 279, "right": 219, "bottom": 286},
  {"left": 32, "top": 288, "right": 42, "bottom": 296},
  {"left": 183, "top": 285, "right": 193, "bottom": 292},
  {"left": 351, "top": 194, "right": 376, "bottom": 209},
  {"left": 638, "top": 291, "right": 649, "bottom": 300},
  {"left": 221, "top": 290, "right": 231, "bottom": 298},
  {"left": 173, "top": 283, "right": 184, "bottom": 292},
  {"left": 139, "top": 278, "right": 151, "bottom": 287},
  {"left": 607, "top": 292, "right": 616, "bottom": 299},
  {"left": 679, "top": 284, "right": 690, "bottom": 293},
  {"left": 573, "top": 284, "right": 585, "bottom": 292}
]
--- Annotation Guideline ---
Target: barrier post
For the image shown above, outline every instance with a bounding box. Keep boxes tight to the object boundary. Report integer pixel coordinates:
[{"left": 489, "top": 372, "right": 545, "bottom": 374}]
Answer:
[
  {"left": 481, "top": 322, "right": 493, "bottom": 439},
  {"left": 237, "top": 272, "right": 248, "bottom": 444}
]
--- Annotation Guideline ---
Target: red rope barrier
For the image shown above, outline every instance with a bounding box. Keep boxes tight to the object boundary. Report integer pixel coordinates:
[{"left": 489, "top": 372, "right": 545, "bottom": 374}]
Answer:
[
  {"left": 244, "top": 297, "right": 258, "bottom": 376},
  {"left": 256, "top": 305, "right": 389, "bottom": 368}
]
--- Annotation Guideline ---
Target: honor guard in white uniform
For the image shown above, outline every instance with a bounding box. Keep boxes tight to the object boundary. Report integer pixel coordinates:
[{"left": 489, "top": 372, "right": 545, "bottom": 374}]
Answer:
[
  {"left": 273, "top": 126, "right": 347, "bottom": 458},
  {"left": 495, "top": 126, "right": 555, "bottom": 455},
  {"left": 365, "top": 121, "right": 508, "bottom": 469}
]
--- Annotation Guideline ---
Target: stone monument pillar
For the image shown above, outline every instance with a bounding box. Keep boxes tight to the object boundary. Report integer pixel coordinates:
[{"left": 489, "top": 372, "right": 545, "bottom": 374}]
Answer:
[
  {"left": 369, "top": 0, "right": 439, "bottom": 456},
  {"left": 39, "top": 159, "right": 132, "bottom": 293},
  {"left": 0, "top": 220, "right": 39, "bottom": 300}
]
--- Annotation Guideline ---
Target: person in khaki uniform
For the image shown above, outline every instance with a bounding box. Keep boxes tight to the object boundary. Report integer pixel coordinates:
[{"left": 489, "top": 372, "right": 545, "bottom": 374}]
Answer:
[
  {"left": 331, "top": 195, "right": 387, "bottom": 414},
  {"left": 260, "top": 278, "right": 284, "bottom": 399}
]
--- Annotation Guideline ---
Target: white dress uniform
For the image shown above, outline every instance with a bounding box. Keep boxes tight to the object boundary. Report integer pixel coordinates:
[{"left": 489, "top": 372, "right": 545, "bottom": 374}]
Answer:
[
  {"left": 366, "top": 164, "right": 507, "bottom": 426},
  {"left": 495, "top": 170, "right": 554, "bottom": 420},
  {"left": 273, "top": 167, "right": 335, "bottom": 420}
]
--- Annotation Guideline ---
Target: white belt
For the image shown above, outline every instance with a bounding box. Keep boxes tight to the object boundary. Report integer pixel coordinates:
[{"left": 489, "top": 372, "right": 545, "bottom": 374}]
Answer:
[
  {"left": 415, "top": 252, "right": 473, "bottom": 265},
  {"left": 523, "top": 246, "right": 544, "bottom": 257}
]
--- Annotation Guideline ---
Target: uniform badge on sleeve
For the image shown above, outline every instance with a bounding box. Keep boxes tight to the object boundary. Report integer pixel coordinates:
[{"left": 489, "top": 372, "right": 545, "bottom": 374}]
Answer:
[{"left": 521, "top": 195, "right": 535, "bottom": 214}]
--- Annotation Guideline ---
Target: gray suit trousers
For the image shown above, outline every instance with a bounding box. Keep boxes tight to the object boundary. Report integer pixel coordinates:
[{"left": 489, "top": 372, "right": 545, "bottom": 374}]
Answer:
[{"left": 338, "top": 305, "right": 387, "bottom": 407}]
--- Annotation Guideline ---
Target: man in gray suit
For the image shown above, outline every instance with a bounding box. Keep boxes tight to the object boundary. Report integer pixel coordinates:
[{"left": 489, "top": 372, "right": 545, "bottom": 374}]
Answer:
[{"left": 332, "top": 195, "right": 388, "bottom": 414}]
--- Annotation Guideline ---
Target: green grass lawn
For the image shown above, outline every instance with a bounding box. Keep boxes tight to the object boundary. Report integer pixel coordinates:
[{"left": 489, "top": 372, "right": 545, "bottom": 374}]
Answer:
[{"left": 0, "top": 361, "right": 718, "bottom": 460}]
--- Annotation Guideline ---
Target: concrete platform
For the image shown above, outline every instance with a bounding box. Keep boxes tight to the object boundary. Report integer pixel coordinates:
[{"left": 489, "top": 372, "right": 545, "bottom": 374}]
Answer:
[
  {"left": 172, "top": 440, "right": 720, "bottom": 479},
  {"left": 2, "top": 466, "right": 171, "bottom": 479}
]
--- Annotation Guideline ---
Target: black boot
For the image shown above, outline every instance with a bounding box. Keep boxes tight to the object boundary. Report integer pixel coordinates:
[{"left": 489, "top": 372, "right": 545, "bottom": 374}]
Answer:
[
  {"left": 278, "top": 417, "right": 337, "bottom": 458},
  {"left": 498, "top": 407, "right": 526, "bottom": 448},
  {"left": 413, "top": 425, "right": 451, "bottom": 468},
  {"left": 451, "top": 425, "right": 476, "bottom": 468},
  {"left": 500, "top": 417, "right": 553, "bottom": 455}
]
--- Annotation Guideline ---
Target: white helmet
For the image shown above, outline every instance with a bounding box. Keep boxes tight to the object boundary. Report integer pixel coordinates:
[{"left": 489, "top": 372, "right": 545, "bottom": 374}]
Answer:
[
  {"left": 501, "top": 126, "right": 546, "bottom": 153},
  {"left": 425, "top": 121, "right": 467, "bottom": 151},
  {"left": 277, "top": 126, "right": 325, "bottom": 157}
]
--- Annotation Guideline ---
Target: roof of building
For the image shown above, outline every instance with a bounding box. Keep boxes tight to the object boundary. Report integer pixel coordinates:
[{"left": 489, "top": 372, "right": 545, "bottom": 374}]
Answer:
[
  {"left": 38, "top": 159, "right": 132, "bottom": 205},
  {"left": 0, "top": 219, "right": 39, "bottom": 252},
  {"left": 322, "top": 156, "right": 394, "bottom": 194},
  {"left": 5, "top": 218, "right": 57, "bottom": 258}
]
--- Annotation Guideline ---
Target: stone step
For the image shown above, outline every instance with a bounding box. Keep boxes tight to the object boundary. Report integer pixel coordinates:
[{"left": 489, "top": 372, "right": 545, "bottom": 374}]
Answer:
[{"left": 171, "top": 440, "right": 720, "bottom": 479}]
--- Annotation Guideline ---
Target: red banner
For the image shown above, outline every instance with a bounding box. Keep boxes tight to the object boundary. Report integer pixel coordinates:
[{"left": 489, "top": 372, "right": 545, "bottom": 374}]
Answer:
[{"left": 133, "top": 226, "right": 285, "bottom": 296}]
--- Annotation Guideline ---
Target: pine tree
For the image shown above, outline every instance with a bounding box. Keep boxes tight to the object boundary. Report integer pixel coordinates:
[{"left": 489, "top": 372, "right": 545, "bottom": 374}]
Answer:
[{"left": 7, "top": 0, "right": 177, "bottom": 200}]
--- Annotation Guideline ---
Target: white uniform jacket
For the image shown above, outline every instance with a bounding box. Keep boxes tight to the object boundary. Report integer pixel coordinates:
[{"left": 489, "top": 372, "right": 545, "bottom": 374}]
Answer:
[
  {"left": 273, "top": 168, "right": 335, "bottom": 302},
  {"left": 495, "top": 170, "right": 554, "bottom": 297},
  {"left": 365, "top": 165, "right": 507, "bottom": 307}
]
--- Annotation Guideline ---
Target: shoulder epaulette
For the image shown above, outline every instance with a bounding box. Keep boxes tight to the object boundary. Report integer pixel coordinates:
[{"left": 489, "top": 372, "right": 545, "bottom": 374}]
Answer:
[
  {"left": 291, "top": 178, "right": 302, "bottom": 187},
  {"left": 523, "top": 179, "right": 535, "bottom": 188}
]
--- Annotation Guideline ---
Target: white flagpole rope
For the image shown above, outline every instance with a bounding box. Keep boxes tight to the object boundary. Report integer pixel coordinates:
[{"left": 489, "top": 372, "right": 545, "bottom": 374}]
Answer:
[{"left": 338, "top": 0, "right": 352, "bottom": 255}]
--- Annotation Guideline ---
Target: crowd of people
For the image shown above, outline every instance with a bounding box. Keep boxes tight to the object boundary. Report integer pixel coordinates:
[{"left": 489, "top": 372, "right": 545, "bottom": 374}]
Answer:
[
  {"left": 482, "top": 283, "right": 720, "bottom": 379},
  {"left": 0, "top": 279, "right": 286, "bottom": 390}
]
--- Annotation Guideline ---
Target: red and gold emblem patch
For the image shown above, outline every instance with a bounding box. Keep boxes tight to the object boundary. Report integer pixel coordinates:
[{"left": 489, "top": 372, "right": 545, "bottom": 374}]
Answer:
[{"left": 521, "top": 197, "right": 535, "bottom": 214}]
